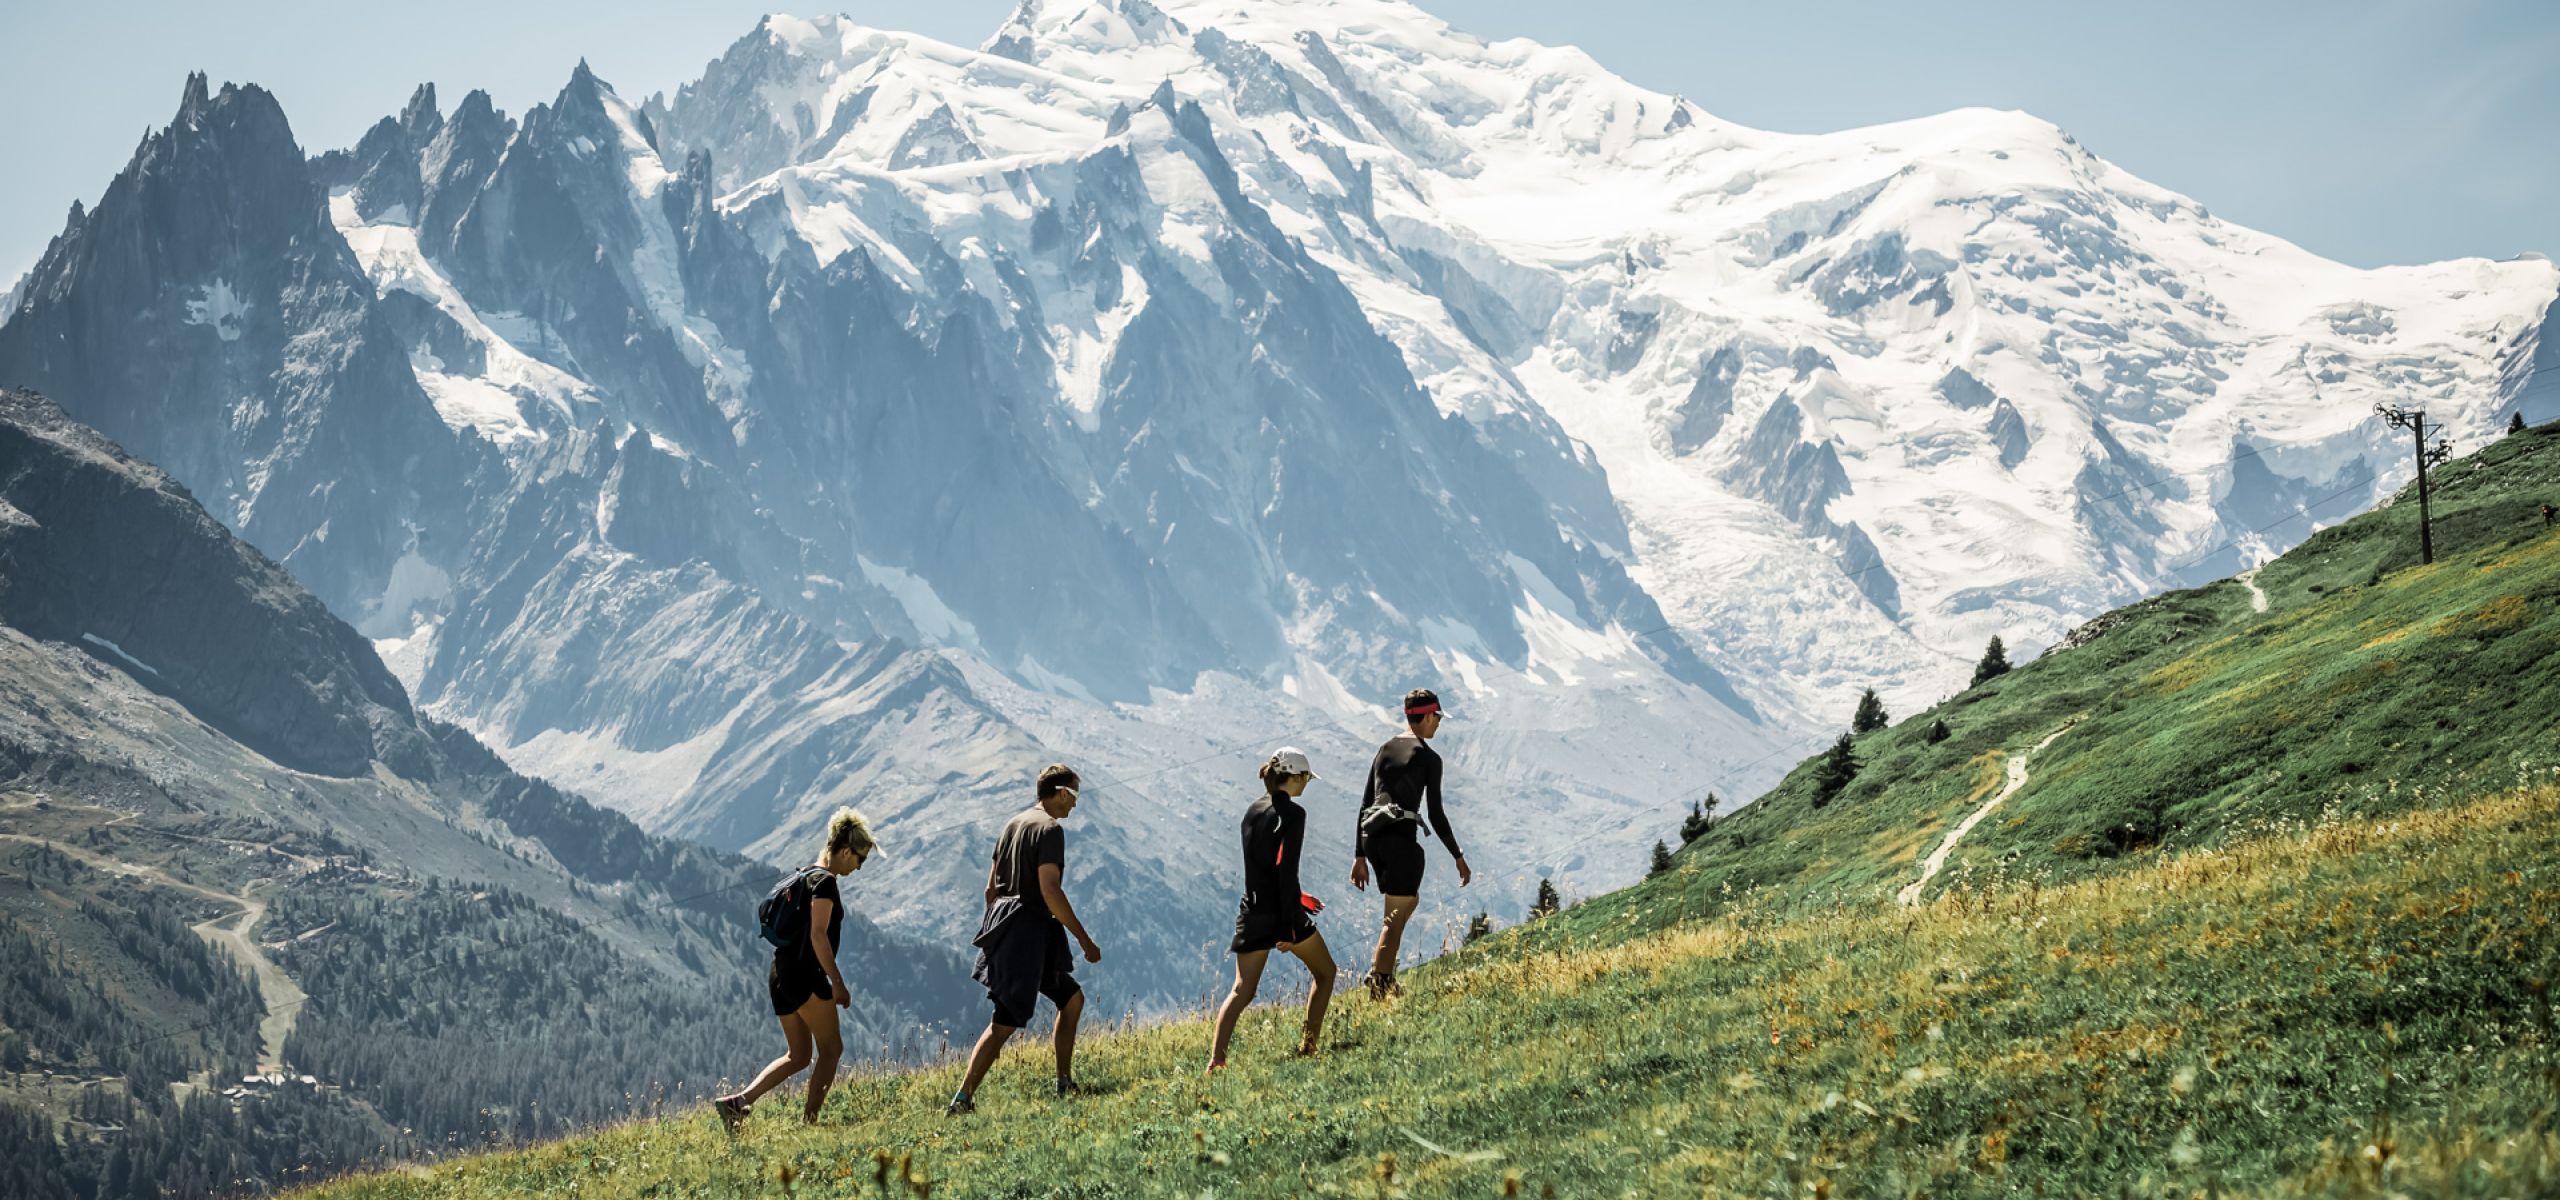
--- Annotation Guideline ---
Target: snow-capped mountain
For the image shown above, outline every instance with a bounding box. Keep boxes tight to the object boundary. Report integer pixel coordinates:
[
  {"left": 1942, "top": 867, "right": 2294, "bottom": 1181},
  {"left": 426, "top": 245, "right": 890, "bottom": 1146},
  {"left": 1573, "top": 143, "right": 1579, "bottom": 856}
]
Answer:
[{"left": 3, "top": 0, "right": 2552, "bottom": 1004}]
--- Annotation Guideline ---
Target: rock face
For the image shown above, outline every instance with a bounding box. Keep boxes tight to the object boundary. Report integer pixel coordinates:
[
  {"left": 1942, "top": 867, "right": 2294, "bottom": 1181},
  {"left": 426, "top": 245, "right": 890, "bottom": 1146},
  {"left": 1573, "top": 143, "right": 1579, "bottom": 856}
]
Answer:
[
  {"left": 0, "top": 77, "right": 464, "bottom": 626},
  {"left": 0, "top": 388, "right": 423, "bottom": 778},
  {"left": 0, "top": 388, "right": 979, "bottom": 1196},
  {"left": 2, "top": 1, "right": 2553, "bottom": 998},
  {"left": 0, "top": 384, "right": 968, "bottom": 1025}
]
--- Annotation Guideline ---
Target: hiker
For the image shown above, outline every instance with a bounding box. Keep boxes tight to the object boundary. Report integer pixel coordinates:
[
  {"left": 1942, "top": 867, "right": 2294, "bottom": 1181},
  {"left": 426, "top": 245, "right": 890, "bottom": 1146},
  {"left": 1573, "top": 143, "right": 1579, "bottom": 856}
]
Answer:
[
  {"left": 715, "top": 808, "right": 876, "bottom": 1129},
  {"left": 948, "top": 764, "right": 1101, "bottom": 1115},
  {"left": 1208, "top": 748, "right": 1337, "bottom": 1070},
  {"left": 2542, "top": 502, "right": 2554, "bottom": 528},
  {"left": 1350, "top": 689, "right": 1468, "bottom": 998}
]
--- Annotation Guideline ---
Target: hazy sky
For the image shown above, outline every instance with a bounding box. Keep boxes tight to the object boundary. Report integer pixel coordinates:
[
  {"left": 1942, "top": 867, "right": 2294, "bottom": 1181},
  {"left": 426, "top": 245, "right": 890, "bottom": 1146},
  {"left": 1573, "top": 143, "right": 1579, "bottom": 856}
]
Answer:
[{"left": 4, "top": 1, "right": 2554, "bottom": 288}]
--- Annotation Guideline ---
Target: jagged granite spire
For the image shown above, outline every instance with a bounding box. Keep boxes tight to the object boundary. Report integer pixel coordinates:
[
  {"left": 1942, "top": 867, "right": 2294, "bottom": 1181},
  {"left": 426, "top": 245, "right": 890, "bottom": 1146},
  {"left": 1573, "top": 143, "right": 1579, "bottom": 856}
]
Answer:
[
  {"left": 0, "top": 74, "right": 465, "bottom": 629},
  {"left": 399, "top": 80, "right": 442, "bottom": 137}
]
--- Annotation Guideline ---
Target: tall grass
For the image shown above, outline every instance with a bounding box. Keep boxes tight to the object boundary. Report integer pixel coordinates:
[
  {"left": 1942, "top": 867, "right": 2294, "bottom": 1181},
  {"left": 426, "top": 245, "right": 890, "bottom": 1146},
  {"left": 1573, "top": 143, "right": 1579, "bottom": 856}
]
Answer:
[{"left": 300, "top": 776, "right": 2559, "bottom": 1198}]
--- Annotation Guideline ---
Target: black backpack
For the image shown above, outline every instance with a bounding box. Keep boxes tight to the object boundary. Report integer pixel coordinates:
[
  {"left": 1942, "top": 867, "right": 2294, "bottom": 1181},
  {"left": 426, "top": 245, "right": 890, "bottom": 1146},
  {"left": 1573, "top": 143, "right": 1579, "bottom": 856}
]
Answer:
[{"left": 756, "top": 867, "right": 830, "bottom": 948}]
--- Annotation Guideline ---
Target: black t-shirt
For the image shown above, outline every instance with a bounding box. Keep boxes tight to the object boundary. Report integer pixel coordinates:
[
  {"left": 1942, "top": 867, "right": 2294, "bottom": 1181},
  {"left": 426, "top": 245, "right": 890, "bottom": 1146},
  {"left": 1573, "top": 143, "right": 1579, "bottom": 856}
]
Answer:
[
  {"left": 990, "top": 807, "right": 1067, "bottom": 920},
  {"left": 1358, "top": 733, "right": 1460, "bottom": 859},
  {"left": 780, "top": 869, "right": 844, "bottom": 969},
  {"left": 1240, "top": 791, "right": 1307, "bottom": 913}
]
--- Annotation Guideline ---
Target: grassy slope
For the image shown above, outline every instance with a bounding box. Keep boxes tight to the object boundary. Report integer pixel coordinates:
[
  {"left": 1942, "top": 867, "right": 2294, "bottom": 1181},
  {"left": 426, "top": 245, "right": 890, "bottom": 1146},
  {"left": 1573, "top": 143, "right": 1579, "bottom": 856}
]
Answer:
[
  {"left": 301, "top": 781, "right": 2557, "bottom": 1199},
  {"left": 298, "top": 428, "right": 2560, "bottom": 1198},
  {"left": 1533, "top": 420, "right": 2560, "bottom": 949}
]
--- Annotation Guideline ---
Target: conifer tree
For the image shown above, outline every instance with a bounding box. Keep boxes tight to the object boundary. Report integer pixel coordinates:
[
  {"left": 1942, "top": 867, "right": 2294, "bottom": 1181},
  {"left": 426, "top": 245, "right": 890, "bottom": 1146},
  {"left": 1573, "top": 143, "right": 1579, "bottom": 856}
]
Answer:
[
  {"left": 1531, "top": 878, "right": 1562, "bottom": 918},
  {"left": 1465, "top": 912, "right": 1493, "bottom": 944},
  {"left": 1971, "top": 635, "right": 2012, "bottom": 687},
  {"left": 1649, "top": 839, "right": 1676, "bottom": 877},
  {"left": 1813, "top": 732, "right": 1860, "bottom": 807},
  {"left": 1680, "top": 797, "right": 1716, "bottom": 844},
  {"left": 2513, "top": 411, "right": 2529, "bottom": 435},
  {"left": 1851, "top": 687, "right": 1889, "bottom": 733},
  {"left": 1926, "top": 717, "right": 1951, "bottom": 744}
]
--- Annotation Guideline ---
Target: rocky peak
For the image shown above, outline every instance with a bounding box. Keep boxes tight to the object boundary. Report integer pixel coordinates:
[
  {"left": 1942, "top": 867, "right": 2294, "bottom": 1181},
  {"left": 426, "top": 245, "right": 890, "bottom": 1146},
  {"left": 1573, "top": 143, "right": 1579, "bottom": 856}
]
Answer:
[
  {"left": 417, "top": 88, "right": 513, "bottom": 250},
  {"left": 176, "top": 68, "right": 212, "bottom": 124},
  {"left": 398, "top": 81, "right": 443, "bottom": 139},
  {"left": 320, "top": 83, "right": 447, "bottom": 222},
  {"left": 0, "top": 73, "right": 464, "bottom": 632}
]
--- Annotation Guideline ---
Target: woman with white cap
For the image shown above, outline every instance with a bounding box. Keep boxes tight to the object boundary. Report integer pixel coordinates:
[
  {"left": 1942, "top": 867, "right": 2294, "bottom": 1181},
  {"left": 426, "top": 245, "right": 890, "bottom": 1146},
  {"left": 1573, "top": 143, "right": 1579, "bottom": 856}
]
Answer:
[{"left": 1206, "top": 746, "right": 1336, "bottom": 1070}]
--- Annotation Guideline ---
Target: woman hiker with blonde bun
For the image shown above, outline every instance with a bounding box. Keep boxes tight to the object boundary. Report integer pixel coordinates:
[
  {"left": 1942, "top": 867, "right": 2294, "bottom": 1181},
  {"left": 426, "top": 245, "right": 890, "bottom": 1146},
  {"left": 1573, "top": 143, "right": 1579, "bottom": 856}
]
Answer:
[
  {"left": 716, "top": 807, "right": 875, "bottom": 1129},
  {"left": 1207, "top": 748, "right": 1337, "bottom": 1070}
]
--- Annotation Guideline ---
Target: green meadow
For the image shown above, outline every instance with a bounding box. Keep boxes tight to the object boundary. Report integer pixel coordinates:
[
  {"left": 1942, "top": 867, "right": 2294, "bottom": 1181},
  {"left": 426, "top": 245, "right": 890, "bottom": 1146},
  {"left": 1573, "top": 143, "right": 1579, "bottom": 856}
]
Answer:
[{"left": 299, "top": 426, "right": 2560, "bottom": 1198}]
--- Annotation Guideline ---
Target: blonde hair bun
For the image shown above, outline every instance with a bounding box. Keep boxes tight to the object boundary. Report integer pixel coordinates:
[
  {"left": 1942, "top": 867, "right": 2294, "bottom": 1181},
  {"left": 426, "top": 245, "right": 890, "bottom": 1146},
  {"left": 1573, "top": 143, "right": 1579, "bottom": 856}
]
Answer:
[{"left": 825, "top": 807, "right": 876, "bottom": 857}]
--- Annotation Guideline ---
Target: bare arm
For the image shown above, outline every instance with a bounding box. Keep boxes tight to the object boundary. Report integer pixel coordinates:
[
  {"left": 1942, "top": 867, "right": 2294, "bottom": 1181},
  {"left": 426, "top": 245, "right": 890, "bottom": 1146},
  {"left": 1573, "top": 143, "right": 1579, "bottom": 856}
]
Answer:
[
  {"left": 1038, "top": 862, "right": 1100, "bottom": 961},
  {"left": 808, "top": 896, "right": 849, "bottom": 1005}
]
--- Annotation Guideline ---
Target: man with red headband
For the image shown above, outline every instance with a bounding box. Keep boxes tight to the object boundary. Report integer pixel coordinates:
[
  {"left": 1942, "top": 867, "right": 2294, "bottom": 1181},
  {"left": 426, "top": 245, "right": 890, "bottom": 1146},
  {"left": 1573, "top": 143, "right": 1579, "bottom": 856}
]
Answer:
[{"left": 1349, "top": 688, "right": 1468, "bottom": 998}]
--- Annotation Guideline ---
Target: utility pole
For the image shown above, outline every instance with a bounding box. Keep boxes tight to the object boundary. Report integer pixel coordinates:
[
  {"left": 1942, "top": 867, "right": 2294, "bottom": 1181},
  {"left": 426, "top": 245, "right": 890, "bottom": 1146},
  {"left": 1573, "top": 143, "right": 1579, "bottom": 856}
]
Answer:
[{"left": 2374, "top": 404, "right": 2454, "bottom": 564}]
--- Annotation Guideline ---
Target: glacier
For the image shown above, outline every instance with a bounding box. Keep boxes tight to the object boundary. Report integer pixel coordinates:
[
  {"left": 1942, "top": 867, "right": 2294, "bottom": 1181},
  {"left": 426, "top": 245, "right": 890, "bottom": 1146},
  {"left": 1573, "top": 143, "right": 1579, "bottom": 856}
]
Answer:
[{"left": 1, "top": 0, "right": 2550, "bottom": 1008}]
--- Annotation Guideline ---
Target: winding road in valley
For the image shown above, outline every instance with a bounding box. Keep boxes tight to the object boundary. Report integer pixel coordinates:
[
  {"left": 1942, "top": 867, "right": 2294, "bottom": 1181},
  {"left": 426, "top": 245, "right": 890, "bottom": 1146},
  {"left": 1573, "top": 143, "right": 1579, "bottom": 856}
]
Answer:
[{"left": 0, "top": 832, "right": 306, "bottom": 1070}]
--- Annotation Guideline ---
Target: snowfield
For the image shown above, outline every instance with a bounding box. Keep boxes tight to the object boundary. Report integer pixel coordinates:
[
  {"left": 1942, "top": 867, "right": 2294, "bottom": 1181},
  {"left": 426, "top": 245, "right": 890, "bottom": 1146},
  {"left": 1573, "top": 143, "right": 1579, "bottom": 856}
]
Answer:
[
  {"left": 645, "top": 0, "right": 2553, "bottom": 725},
  {"left": 13, "top": 0, "right": 2550, "bottom": 1008}
]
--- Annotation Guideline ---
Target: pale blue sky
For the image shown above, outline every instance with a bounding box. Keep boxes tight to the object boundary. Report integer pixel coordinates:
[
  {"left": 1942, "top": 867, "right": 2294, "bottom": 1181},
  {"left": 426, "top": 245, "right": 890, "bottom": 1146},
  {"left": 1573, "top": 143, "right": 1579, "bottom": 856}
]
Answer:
[{"left": 3, "top": 1, "right": 2554, "bottom": 289}]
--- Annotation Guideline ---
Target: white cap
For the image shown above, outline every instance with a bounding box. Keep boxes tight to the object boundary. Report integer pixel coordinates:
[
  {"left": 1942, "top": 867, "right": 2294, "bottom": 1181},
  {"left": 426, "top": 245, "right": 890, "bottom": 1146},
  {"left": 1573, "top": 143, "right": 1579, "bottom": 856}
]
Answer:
[{"left": 1270, "top": 746, "right": 1318, "bottom": 779}]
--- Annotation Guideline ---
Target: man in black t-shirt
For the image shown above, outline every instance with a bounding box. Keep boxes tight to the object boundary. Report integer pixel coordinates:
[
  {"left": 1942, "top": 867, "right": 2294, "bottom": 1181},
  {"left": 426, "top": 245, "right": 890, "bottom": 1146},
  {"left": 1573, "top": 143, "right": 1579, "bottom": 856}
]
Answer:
[
  {"left": 948, "top": 764, "right": 1102, "bottom": 1115},
  {"left": 1350, "top": 688, "right": 1468, "bottom": 998}
]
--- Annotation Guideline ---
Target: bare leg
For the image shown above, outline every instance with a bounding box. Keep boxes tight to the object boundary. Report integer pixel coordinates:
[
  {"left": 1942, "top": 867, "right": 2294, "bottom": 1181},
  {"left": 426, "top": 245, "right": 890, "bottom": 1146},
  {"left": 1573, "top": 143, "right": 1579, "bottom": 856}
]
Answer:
[
  {"left": 727, "top": 1011, "right": 814, "bottom": 1107},
  {"left": 958, "top": 1022, "right": 1019, "bottom": 1096},
  {"left": 1285, "top": 931, "right": 1337, "bottom": 1051},
  {"left": 1368, "top": 894, "right": 1420, "bottom": 985},
  {"left": 1052, "top": 990, "right": 1086, "bottom": 1082},
  {"left": 1209, "top": 950, "right": 1272, "bottom": 1067},
  {"left": 799, "top": 996, "right": 843, "bottom": 1123}
]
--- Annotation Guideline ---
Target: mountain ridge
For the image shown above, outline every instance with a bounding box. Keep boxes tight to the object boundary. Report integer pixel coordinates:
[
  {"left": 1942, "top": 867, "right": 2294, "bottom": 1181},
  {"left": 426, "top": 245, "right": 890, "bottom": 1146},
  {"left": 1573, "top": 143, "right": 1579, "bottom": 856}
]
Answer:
[
  {"left": 0, "top": 386, "right": 976, "bottom": 1198},
  {"left": 0, "top": 0, "right": 2549, "bottom": 1001}
]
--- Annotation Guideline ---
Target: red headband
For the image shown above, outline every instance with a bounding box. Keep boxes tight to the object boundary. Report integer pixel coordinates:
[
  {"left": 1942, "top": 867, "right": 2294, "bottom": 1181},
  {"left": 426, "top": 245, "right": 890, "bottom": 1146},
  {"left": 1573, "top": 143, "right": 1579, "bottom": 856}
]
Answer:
[{"left": 1404, "top": 702, "right": 1440, "bottom": 717}]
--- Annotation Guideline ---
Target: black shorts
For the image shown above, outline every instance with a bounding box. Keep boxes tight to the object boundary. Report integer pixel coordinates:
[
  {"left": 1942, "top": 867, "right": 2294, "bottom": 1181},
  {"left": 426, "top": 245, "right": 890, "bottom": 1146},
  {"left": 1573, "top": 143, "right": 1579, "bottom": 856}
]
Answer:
[
  {"left": 768, "top": 953, "right": 834, "bottom": 1016},
  {"left": 1230, "top": 898, "right": 1319, "bottom": 955},
  {"left": 1367, "top": 835, "right": 1426, "bottom": 897},
  {"left": 974, "top": 909, "right": 1082, "bottom": 1028}
]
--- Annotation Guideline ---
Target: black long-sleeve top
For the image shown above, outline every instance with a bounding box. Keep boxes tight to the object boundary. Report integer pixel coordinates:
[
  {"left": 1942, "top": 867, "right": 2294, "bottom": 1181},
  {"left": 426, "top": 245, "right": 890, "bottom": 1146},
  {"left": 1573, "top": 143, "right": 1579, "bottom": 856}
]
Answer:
[
  {"left": 1356, "top": 733, "right": 1461, "bottom": 860},
  {"left": 1240, "top": 790, "right": 1307, "bottom": 913}
]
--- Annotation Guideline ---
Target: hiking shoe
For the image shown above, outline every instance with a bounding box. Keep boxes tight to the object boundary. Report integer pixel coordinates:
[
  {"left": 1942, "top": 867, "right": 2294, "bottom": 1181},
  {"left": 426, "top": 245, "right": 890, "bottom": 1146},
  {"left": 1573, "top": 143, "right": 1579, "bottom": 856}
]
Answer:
[
  {"left": 713, "top": 1096, "right": 749, "bottom": 1134},
  {"left": 943, "top": 1096, "right": 976, "bottom": 1117},
  {"left": 1054, "top": 1078, "right": 1082, "bottom": 1098}
]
